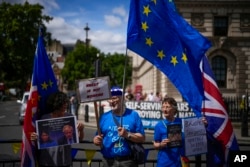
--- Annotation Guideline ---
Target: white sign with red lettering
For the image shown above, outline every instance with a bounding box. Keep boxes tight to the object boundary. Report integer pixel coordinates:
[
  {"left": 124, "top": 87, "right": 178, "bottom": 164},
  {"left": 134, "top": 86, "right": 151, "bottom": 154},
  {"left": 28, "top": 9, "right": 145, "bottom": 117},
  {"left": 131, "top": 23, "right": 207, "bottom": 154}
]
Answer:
[{"left": 77, "top": 76, "right": 111, "bottom": 102}]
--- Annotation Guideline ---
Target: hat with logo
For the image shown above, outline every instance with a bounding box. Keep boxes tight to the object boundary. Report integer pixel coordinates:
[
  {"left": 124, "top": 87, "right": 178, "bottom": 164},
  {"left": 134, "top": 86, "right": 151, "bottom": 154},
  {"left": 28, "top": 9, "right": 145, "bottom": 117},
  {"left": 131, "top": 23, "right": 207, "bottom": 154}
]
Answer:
[{"left": 111, "top": 86, "right": 123, "bottom": 96}]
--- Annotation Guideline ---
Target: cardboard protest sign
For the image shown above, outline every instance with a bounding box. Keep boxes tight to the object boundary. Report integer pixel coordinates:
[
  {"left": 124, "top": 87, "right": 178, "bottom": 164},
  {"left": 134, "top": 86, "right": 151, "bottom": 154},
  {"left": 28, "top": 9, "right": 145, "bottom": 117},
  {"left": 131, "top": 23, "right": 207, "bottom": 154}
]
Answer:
[
  {"left": 77, "top": 76, "right": 110, "bottom": 103},
  {"left": 182, "top": 117, "right": 207, "bottom": 156}
]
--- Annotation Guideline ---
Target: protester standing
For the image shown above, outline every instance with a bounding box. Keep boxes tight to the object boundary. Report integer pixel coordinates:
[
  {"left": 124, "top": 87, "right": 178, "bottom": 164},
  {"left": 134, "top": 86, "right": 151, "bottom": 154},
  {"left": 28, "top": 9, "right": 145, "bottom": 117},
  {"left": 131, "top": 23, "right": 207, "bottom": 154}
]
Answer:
[
  {"left": 31, "top": 91, "right": 84, "bottom": 167},
  {"left": 93, "top": 86, "right": 145, "bottom": 167},
  {"left": 147, "top": 92, "right": 154, "bottom": 101},
  {"left": 70, "top": 94, "right": 77, "bottom": 116},
  {"left": 153, "top": 97, "right": 207, "bottom": 167}
]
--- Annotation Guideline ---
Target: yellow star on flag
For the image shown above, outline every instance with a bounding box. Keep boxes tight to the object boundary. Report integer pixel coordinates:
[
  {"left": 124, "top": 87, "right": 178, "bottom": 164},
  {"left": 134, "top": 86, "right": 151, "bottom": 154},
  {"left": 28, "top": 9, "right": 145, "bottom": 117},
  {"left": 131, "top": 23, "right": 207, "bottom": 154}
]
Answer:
[
  {"left": 151, "top": 0, "right": 157, "bottom": 5},
  {"left": 143, "top": 5, "right": 151, "bottom": 16},
  {"left": 145, "top": 37, "right": 153, "bottom": 46},
  {"left": 171, "top": 56, "right": 178, "bottom": 66},
  {"left": 48, "top": 80, "right": 54, "bottom": 87},
  {"left": 141, "top": 22, "right": 149, "bottom": 32},
  {"left": 157, "top": 50, "right": 165, "bottom": 60},
  {"left": 41, "top": 81, "right": 48, "bottom": 90},
  {"left": 181, "top": 53, "right": 188, "bottom": 63}
]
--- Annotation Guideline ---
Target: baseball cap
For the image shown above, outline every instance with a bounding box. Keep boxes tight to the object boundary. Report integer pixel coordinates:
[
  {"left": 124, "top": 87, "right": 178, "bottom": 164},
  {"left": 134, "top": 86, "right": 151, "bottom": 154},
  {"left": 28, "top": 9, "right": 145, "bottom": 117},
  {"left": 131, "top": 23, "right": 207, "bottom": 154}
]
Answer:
[{"left": 111, "top": 86, "right": 123, "bottom": 96}]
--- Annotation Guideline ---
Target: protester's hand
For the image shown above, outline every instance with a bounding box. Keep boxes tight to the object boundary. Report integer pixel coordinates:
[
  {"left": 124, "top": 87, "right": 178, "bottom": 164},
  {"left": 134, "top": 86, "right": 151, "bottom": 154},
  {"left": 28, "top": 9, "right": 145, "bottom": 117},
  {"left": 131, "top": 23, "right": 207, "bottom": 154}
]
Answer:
[
  {"left": 77, "top": 122, "right": 84, "bottom": 131},
  {"left": 202, "top": 117, "right": 208, "bottom": 126},
  {"left": 30, "top": 132, "right": 38, "bottom": 141},
  {"left": 77, "top": 122, "right": 84, "bottom": 140},
  {"left": 152, "top": 139, "right": 169, "bottom": 149},
  {"left": 117, "top": 127, "right": 128, "bottom": 138},
  {"left": 160, "top": 138, "right": 169, "bottom": 147},
  {"left": 93, "top": 135, "right": 103, "bottom": 146}
]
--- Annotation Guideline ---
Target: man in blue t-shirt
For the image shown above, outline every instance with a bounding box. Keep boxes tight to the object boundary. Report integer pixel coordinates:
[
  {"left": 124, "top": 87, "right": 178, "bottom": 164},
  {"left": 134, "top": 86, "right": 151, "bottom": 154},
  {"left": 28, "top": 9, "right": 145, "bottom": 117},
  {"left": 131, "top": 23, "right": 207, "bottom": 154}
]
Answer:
[{"left": 93, "top": 86, "right": 145, "bottom": 167}]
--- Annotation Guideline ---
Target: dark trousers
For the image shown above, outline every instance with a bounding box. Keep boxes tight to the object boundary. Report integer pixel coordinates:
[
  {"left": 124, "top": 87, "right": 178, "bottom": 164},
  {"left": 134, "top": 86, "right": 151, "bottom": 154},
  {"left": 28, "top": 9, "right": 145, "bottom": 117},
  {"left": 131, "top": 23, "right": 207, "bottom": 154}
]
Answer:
[
  {"left": 102, "top": 157, "right": 138, "bottom": 167},
  {"left": 39, "top": 165, "right": 70, "bottom": 167}
]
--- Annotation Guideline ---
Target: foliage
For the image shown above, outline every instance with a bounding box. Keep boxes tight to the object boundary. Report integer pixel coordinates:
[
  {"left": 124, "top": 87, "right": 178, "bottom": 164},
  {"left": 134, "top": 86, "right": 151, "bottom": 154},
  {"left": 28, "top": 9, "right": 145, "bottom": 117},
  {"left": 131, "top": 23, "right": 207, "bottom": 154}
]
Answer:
[
  {"left": 61, "top": 42, "right": 98, "bottom": 89},
  {"left": 0, "top": 2, "right": 132, "bottom": 91},
  {"left": 0, "top": 2, "right": 52, "bottom": 89},
  {"left": 102, "top": 53, "right": 132, "bottom": 88},
  {"left": 61, "top": 43, "right": 132, "bottom": 90}
]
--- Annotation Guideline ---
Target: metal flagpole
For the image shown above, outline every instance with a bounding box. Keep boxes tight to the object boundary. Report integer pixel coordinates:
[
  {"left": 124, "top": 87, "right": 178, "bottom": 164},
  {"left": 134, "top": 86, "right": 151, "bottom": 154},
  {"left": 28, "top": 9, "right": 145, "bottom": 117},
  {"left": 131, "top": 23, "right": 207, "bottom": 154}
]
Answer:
[{"left": 119, "top": 49, "right": 129, "bottom": 126}]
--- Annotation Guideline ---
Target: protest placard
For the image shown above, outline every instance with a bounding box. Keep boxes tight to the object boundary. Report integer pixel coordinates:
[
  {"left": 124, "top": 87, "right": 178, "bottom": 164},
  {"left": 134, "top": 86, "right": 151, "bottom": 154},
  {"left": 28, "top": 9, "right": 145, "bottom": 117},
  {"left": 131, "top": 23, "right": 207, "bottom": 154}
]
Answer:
[
  {"left": 167, "top": 124, "right": 182, "bottom": 148},
  {"left": 77, "top": 76, "right": 110, "bottom": 103},
  {"left": 36, "top": 116, "right": 78, "bottom": 149},
  {"left": 182, "top": 117, "right": 207, "bottom": 156}
]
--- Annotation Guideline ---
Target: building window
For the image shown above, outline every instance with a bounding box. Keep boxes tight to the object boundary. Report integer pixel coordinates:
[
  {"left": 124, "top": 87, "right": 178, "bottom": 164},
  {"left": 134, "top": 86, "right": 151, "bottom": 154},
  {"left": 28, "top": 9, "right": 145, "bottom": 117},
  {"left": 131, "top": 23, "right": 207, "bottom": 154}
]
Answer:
[
  {"left": 240, "top": 13, "right": 250, "bottom": 32},
  {"left": 212, "top": 56, "right": 227, "bottom": 87},
  {"left": 214, "top": 16, "right": 228, "bottom": 36}
]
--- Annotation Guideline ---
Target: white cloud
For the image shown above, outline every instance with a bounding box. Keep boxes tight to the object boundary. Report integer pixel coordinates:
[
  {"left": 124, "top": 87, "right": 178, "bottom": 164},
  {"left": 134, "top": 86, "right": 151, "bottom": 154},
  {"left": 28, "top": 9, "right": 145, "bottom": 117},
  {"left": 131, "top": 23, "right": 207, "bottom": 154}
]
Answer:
[
  {"left": 112, "top": 6, "right": 126, "bottom": 17},
  {"left": 5, "top": 0, "right": 129, "bottom": 54},
  {"left": 90, "top": 30, "right": 126, "bottom": 54},
  {"left": 104, "top": 15, "right": 122, "bottom": 28},
  {"left": 45, "top": 17, "right": 126, "bottom": 54},
  {"left": 45, "top": 17, "right": 83, "bottom": 43}
]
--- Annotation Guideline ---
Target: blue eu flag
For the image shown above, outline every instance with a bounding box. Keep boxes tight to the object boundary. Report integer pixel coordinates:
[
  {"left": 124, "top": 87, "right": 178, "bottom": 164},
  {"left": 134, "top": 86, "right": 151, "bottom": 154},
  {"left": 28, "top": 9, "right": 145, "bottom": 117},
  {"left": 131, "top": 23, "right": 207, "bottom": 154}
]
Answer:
[
  {"left": 32, "top": 28, "right": 59, "bottom": 117},
  {"left": 21, "top": 28, "right": 58, "bottom": 167},
  {"left": 127, "top": 0, "right": 211, "bottom": 115}
]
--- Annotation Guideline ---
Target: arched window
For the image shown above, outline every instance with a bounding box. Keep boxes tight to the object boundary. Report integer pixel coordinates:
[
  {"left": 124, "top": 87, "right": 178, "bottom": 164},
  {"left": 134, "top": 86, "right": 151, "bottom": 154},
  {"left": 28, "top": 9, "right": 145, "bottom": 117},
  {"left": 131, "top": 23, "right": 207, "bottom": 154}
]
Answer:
[{"left": 212, "top": 56, "right": 227, "bottom": 88}]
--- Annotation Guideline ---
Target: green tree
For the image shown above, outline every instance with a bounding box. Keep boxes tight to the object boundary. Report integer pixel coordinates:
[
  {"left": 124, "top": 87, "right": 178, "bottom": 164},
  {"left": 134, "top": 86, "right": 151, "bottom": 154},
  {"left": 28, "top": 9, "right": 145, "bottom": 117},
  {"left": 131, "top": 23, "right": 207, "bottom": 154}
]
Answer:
[
  {"left": 61, "top": 41, "right": 99, "bottom": 90},
  {"left": 0, "top": 2, "right": 52, "bottom": 90},
  {"left": 61, "top": 42, "right": 132, "bottom": 90},
  {"left": 102, "top": 53, "right": 132, "bottom": 88}
]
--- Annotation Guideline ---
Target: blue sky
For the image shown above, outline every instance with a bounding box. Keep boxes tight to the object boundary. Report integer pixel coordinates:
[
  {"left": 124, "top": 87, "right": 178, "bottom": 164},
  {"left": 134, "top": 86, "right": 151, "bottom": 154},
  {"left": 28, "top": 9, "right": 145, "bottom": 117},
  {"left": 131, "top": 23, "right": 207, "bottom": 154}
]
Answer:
[{"left": 8, "top": 0, "right": 131, "bottom": 54}]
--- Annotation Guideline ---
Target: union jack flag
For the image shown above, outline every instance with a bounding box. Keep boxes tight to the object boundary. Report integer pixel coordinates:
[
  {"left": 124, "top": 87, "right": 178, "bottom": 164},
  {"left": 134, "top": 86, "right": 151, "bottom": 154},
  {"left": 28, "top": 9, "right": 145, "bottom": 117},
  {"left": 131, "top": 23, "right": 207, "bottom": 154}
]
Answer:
[
  {"left": 201, "top": 56, "right": 239, "bottom": 166},
  {"left": 21, "top": 28, "right": 58, "bottom": 167}
]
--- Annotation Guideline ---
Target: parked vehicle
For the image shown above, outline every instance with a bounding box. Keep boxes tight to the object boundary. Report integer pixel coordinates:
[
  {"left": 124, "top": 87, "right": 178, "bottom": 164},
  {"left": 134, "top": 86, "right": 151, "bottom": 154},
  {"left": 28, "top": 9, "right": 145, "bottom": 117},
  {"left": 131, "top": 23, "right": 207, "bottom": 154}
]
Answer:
[
  {"left": 17, "top": 92, "right": 30, "bottom": 125},
  {"left": 0, "top": 82, "right": 5, "bottom": 96}
]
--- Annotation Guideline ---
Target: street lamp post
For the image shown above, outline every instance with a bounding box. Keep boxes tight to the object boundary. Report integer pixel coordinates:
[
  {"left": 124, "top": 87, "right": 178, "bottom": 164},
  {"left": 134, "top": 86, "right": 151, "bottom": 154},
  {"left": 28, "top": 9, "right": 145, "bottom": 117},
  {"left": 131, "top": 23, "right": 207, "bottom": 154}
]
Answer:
[
  {"left": 95, "top": 53, "right": 101, "bottom": 77},
  {"left": 95, "top": 53, "right": 103, "bottom": 116},
  {"left": 84, "top": 23, "right": 90, "bottom": 49}
]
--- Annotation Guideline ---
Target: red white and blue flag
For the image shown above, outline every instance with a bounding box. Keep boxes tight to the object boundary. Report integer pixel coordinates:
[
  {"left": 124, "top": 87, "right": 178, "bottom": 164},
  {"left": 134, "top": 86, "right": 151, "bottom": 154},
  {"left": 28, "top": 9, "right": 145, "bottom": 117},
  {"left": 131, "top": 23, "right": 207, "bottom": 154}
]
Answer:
[
  {"left": 201, "top": 56, "right": 239, "bottom": 165},
  {"left": 127, "top": 0, "right": 239, "bottom": 165},
  {"left": 21, "top": 28, "right": 58, "bottom": 167}
]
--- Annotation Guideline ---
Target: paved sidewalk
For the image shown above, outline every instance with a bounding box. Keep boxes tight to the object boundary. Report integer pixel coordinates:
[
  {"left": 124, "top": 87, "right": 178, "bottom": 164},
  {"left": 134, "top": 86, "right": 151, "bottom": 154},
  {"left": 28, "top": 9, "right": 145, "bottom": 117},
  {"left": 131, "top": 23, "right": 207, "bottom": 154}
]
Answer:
[{"left": 78, "top": 114, "right": 250, "bottom": 145}]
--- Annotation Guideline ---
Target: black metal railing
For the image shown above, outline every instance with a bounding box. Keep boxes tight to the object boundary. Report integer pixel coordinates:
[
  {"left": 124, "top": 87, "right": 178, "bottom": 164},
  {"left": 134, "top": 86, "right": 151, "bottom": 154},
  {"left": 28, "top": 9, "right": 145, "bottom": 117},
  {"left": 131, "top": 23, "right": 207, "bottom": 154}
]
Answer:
[
  {"left": 0, "top": 140, "right": 191, "bottom": 167},
  {"left": 1, "top": 139, "right": 250, "bottom": 167},
  {"left": 223, "top": 96, "right": 250, "bottom": 122}
]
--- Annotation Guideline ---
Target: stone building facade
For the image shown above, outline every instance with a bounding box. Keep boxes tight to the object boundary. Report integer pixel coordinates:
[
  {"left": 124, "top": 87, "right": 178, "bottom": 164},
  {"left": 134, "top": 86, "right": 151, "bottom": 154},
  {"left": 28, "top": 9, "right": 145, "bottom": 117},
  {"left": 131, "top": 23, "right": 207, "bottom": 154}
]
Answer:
[
  {"left": 46, "top": 39, "right": 84, "bottom": 92},
  {"left": 129, "top": 0, "right": 250, "bottom": 101}
]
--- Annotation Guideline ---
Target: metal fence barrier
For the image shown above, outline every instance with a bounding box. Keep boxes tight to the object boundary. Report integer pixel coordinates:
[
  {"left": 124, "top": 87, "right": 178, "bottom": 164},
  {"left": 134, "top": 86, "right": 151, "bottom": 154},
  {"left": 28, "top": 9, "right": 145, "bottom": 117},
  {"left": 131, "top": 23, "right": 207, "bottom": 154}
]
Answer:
[
  {"left": 1, "top": 96, "right": 249, "bottom": 166},
  {"left": 0, "top": 140, "right": 198, "bottom": 167},
  {"left": 1, "top": 139, "right": 250, "bottom": 167}
]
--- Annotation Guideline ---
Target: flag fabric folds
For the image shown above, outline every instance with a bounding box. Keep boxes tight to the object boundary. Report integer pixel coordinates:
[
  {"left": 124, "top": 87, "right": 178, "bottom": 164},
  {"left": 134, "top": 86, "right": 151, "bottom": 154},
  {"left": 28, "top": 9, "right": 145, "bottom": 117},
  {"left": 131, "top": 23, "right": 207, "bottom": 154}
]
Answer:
[
  {"left": 21, "top": 28, "right": 58, "bottom": 167},
  {"left": 201, "top": 56, "right": 239, "bottom": 165},
  {"left": 127, "top": 0, "right": 239, "bottom": 165},
  {"left": 127, "top": 0, "right": 211, "bottom": 115}
]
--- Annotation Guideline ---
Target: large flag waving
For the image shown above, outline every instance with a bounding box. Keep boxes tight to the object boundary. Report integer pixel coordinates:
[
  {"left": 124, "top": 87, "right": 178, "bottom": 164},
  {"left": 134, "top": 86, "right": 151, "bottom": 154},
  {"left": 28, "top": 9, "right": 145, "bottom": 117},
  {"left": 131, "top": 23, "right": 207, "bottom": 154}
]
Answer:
[
  {"left": 21, "top": 28, "right": 58, "bottom": 167},
  {"left": 127, "top": 0, "right": 211, "bottom": 115},
  {"left": 127, "top": 0, "right": 239, "bottom": 165},
  {"left": 201, "top": 56, "right": 239, "bottom": 166}
]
